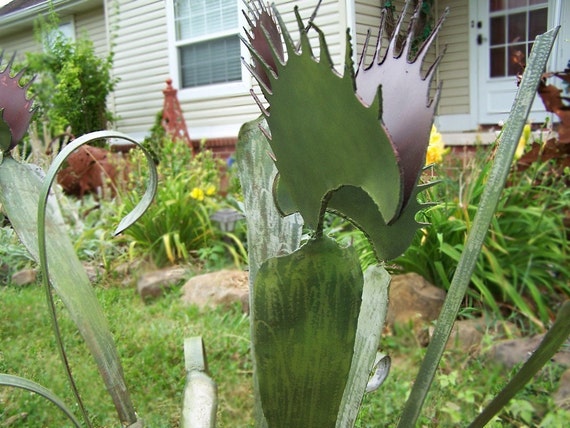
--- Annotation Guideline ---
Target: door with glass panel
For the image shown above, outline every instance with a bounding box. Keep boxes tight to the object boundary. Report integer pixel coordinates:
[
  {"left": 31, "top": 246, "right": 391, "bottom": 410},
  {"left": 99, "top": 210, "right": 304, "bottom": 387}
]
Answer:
[{"left": 476, "top": 0, "right": 551, "bottom": 124}]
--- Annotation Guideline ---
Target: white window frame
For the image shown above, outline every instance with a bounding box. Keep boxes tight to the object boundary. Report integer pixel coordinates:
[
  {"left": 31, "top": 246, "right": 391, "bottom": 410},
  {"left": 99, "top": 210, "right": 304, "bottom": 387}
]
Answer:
[
  {"left": 43, "top": 19, "right": 75, "bottom": 51},
  {"left": 165, "top": 0, "right": 252, "bottom": 101}
]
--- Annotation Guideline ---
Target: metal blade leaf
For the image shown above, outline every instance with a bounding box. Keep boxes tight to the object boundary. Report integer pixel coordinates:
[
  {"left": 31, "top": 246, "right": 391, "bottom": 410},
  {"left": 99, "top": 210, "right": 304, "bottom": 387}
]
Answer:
[
  {"left": 0, "top": 156, "right": 138, "bottom": 425},
  {"left": 0, "top": 374, "right": 82, "bottom": 427},
  {"left": 245, "top": 6, "right": 403, "bottom": 232},
  {"left": 253, "top": 236, "right": 363, "bottom": 427}
]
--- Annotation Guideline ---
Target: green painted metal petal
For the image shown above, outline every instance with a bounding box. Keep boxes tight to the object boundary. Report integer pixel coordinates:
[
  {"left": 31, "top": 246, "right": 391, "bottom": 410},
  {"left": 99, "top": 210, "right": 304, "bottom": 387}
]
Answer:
[
  {"left": 253, "top": 236, "right": 363, "bottom": 428},
  {"left": 0, "top": 109, "right": 11, "bottom": 154},
  {"left": 0, "top": 130, "right": 156, "bottom": 426},
  {"left": 0, "top": 156, "right": 138, "bottom": 425},
  {"left": 336, "top": 264, "right": 391, "bottom": 427},
  {"left": 236, "top": 116, "right": 303, "bottom": 427},
  {"left": 36, "top": 130, "right": 156, "bottom": 425},
  {"left": 328, "top": 181, "right": 436, "bottom": 260},
  {"left": 249, "top": 7, "right": 402, "bottom": 232},
  {"left": 235, "top": 116, "right": 303, "bottom": 283},
  {"left": 0, "top": 374, "right": 82, "bottom": 427}
]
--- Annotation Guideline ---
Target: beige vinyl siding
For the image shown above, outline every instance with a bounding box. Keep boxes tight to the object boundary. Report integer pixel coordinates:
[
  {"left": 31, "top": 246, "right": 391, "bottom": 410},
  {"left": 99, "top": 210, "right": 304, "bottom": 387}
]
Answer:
[
  {"left": 161, "top": 0, "right": 347, "bottom": 141},
  {"left": 354, "top": 0, "right": 386, "bottom": 66},
  {"left": 109, "top": 0, "right": 169, "bottom": 136},
  {"left": 353, "top": 0, "right": 469, "bottom": 116},
  {"left": 434, "top": 0, "right": 470, "bottom": 115},
  {"left": 0, "top": 29, "right": 39, "bottom": 63},
  {"left": 74, "top": 5, "right": 108, "bottom": 58},
  {"left": 275, "top": 0, "right": 347, "bottom": 68}
]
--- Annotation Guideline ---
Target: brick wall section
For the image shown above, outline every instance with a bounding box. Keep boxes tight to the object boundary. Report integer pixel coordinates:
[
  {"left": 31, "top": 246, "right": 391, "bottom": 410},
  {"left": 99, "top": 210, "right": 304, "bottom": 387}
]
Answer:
[{"left": 192, "top": 137, "right": 237, "bottom": 161}]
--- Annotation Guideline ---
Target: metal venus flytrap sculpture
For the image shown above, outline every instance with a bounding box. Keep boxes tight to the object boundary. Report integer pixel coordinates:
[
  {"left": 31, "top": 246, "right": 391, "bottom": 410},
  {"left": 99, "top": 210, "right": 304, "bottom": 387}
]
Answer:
[{"left": 238, "top": 1, "right": 447, "bottom": 426}]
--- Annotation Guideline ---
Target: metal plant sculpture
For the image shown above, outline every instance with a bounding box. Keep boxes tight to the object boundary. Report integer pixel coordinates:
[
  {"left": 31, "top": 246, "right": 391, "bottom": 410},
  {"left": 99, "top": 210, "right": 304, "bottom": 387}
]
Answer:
[
  {"left": 239, "top": 1, "right": 448, "bottom": 426},
  {"left": 0, "top": 52, "right": 35, "bottom": 155},
  {"left": 238, "top": 1, "right": 570, "bottom": 427},
  {"left": 1, "top": 1, "right": 569, "bottom": 427},
  {"left": 0, "top": 51, "right": 154, "bottom": 428}
]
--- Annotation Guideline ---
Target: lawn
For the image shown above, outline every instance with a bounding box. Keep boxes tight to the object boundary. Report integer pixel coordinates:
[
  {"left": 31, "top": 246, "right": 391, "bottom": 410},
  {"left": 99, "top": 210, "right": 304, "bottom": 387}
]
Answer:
[{"left": 1, "top": 279, "right": 568, "bottom": 427}]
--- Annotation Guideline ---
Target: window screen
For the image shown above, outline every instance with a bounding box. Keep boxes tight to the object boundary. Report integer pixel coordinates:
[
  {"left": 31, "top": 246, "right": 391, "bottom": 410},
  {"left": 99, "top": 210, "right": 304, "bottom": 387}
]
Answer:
[{"left": 174, "top": 0, "right": 241, "bottom": 88}]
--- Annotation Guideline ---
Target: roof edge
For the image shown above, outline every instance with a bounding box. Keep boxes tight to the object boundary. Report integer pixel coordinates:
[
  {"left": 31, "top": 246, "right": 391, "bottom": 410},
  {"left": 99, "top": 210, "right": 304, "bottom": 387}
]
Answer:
[{"left": 0, "top": 0, "right": 99, "bottom": 36}]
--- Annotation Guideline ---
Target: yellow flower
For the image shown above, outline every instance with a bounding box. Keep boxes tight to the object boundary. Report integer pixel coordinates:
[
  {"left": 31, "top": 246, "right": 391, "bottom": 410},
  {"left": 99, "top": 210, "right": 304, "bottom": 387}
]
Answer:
[
  {"left": 205, "top": 184, "right": 216, "bottom": 196},
  {"left": 515, "top": 123, "right": 532, "bottom": 160},
  {"left": 190, "top": 187, "right": 204, "bottom": 201},
  {"left": 425, "top": 125, "right": 447, "bottom": 165}
]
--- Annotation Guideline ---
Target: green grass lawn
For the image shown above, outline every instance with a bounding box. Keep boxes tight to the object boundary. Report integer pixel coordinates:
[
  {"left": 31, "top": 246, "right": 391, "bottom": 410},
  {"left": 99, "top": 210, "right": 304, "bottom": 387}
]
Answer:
[{"left": 1, "top": 282, "right": 568, "bottom": 427}]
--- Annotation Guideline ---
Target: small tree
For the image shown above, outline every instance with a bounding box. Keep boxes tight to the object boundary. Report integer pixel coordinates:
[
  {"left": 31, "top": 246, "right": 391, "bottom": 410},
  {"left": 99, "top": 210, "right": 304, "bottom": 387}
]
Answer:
[{"left": 24, "top": 10, "right": 117, "bottom": 139}]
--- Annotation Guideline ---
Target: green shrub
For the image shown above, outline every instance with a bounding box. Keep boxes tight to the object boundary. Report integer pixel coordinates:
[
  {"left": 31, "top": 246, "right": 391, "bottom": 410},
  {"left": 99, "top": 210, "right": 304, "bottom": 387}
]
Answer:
[
  {"left": 116, "top": 138, "right": 246, "bottom": 268},
  {"left": 23, "top": 11, "right": 117, "bottom": 138},
  {"left": 391, "top": 145, "right": 570, "bottom": 330}
]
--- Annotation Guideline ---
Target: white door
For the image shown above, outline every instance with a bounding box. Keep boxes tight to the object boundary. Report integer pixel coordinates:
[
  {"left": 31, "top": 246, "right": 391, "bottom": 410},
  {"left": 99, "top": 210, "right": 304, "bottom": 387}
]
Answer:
[{"left": 476, "top": 0, "right": 552, "bottom": 124}]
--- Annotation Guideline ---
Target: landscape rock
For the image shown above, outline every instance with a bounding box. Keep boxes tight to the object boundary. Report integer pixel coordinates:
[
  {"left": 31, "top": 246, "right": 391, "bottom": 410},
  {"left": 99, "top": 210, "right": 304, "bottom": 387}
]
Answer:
[
  {"left": 11, "top": 269, "right": 37, "bottom": 286},
  {"left": 486, "top": 334, "right": 570, "bottom": 368},
  {"left": 137, "top": 266, "right": 187, "bottom": 300},
  {"left": 83, "top": 263, "right": 103, "bottom": 282},
  {"left": 181, "top": 269, "right": 249, "bottom": 312},
  {"left": 427, "top": 319, "right": 520, "bottom": 352},
  {"left": 386, "top": 273, "right": 446, "bottom": 328}
]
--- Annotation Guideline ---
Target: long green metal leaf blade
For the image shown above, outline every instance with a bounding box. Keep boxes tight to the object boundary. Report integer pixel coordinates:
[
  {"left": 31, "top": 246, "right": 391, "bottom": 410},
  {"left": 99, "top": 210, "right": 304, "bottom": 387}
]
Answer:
[
  {"left": 236, "top": 116, "right": 303, "bottom": 428},
  {"left": 0, "top": 156, "right": 135, "bottom": 425},
  {"left": 253, "top": 236, "right": 363, "bottom": 428},
  {"left": 35, "top": 130, "right": 157, "bottom": 425},
  {"left": 0, "top": 373, "right": 82, "bottom": 427},
  {"left": 397, "top": 26, "right": 560, "bottom": 427},
  {"left": 336, "top": 264, "right": 390, "bottom": 427}
]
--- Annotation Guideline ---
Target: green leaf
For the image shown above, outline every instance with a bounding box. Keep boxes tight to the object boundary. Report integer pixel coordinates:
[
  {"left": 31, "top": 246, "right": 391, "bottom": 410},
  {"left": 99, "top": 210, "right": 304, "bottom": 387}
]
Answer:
[
  {"left": 0, "top": 130, "right": 156, "bottom": 426},
  {"left": 328, "top": 181, "right": 436, "bottom": 260},
  {"left": 235, "top": 115, "right": 303, "bottom": 284},
  {"left": 247, "top": 8, "right": 402, "bottom": 232},
  {"left": 397, "top": 26, "right": 560, "bottom": 427},
  {"left": 0, "top": 374, "right": 82, "bottom": 427},
  {"left": 336, "top": 264, "right": 391, "bottom": 427},
  {"left": 236, "top": 116, "right": 304, "bottom": 427},
  {"left": 253, "top": 236, "right": 363, "bottom": 427}
]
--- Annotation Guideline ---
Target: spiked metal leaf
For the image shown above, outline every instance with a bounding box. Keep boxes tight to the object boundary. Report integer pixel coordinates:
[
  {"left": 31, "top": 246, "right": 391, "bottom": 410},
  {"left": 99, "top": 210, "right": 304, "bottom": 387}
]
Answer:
[
  {"left": 0, "top": 51, "right": 35, "bottom": 153},
  {"left": 244, "top": 5, "right": 402, "bottom": 232}
]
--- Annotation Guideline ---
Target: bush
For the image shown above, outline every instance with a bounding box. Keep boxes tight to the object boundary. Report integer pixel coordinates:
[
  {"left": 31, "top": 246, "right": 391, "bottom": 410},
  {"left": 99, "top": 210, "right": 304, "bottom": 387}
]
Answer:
[
  {"left": 391, "top": 145, "right": 570, "bottom": 330},
  {"left": 115, "top": 138, "right": 246, "bottom": 268},
  {"left": 23, "top": 11, "right": 117, "bottom": 138}
]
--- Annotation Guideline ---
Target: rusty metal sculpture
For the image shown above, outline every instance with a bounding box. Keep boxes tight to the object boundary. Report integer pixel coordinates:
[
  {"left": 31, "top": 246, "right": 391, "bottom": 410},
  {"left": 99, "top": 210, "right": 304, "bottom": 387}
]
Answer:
[
  {"left": 161, "top": 78, "right": 192, "bottom": 151},
  {"left": 0, "top": 51, "right": 34, "bottom": 155}
]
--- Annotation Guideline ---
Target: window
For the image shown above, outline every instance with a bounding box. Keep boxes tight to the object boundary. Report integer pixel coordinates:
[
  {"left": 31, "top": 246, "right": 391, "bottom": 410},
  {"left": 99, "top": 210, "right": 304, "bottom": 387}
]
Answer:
[
  {"left": 173, "top": 0, "right": 242, "bottom": 89},
  {"left": 44, "top": 21, "right": 75, "bottom": 50},
  {"left": 488, "top": 0, "right": 548, "bottom": 77}
]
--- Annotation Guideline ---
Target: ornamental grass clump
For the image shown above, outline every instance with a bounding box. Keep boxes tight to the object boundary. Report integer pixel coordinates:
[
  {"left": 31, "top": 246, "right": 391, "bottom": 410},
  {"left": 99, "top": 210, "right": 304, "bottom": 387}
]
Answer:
[{"left": 115, "top": 137, "right": 246, "bottom": 268}]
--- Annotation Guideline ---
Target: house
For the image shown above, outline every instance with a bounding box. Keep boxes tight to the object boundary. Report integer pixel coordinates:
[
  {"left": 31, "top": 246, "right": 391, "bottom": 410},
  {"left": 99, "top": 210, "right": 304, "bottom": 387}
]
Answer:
[{"left": 1, "top": 0, "right": 569, "bottom": 151}]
